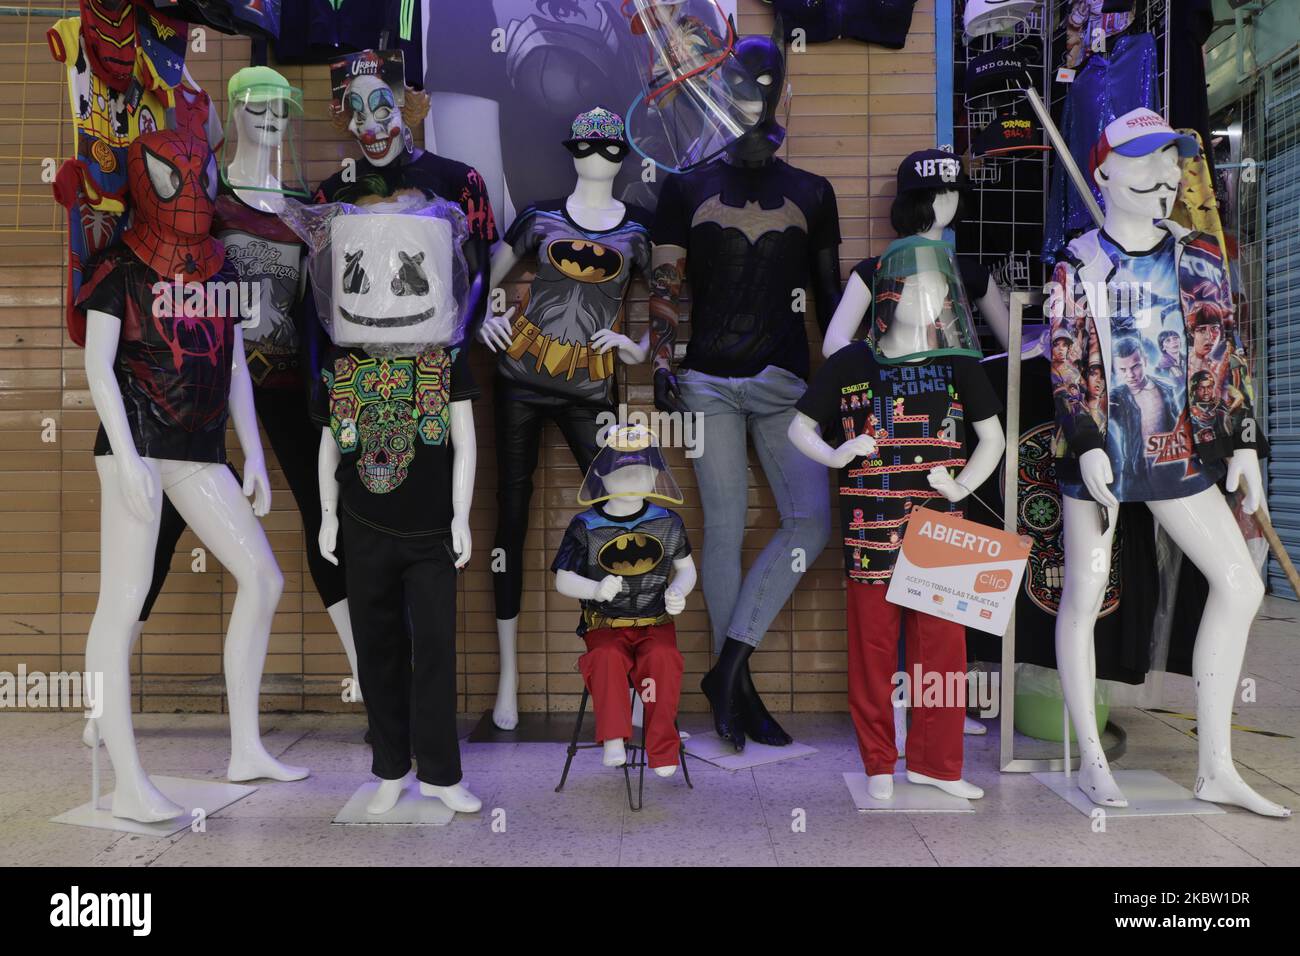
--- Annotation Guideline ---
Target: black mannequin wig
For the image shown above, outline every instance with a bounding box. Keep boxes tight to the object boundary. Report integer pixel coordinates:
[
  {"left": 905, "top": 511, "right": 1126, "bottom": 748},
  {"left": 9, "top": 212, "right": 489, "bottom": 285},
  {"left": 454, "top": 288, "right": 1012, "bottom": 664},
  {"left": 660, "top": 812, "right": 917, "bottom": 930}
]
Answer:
[{"left": 889, "top": 187, "right": 965, "bottom": 237}]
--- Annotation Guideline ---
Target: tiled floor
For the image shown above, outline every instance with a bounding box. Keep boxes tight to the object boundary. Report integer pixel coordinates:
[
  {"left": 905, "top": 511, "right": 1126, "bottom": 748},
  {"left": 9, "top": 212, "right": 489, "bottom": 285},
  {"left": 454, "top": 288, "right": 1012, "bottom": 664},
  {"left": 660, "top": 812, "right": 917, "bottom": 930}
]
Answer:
[{"left": 2, "top": 598, "right": 1296, "bottom": 867}]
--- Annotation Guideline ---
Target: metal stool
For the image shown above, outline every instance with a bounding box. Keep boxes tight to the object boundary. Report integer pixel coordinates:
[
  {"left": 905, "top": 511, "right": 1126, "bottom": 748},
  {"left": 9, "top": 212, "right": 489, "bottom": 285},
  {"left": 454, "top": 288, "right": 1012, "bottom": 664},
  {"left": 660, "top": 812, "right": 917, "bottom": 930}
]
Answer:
[{"left": 554, "top": 685, "right": 693, "bottom": 811}]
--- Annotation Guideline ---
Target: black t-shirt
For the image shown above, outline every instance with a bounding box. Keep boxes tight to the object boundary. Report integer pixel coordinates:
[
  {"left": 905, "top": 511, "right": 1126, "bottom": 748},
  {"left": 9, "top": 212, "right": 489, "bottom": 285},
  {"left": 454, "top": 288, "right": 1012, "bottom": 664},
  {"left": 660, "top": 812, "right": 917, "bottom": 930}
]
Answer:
[
  {"left": 771, "top": 0, "right": 918, "bottom": 48},
  {"left": 653, "top": 158, "right": 841, "bottom": 380},
  {"left": 850, "top": 254, "right": 992, "bottom": 336},
  {"left": 551, "top": 502, "right": 691, "bottom": 636},
  {"left": 795, "top": 342, "right": 1001, "bottom": 582},
  {"left": 78, "top": 246, "right": 240, "bottom": 464},
  {"left": 311, "top": 344, "right": 478, "bottom": 537}
]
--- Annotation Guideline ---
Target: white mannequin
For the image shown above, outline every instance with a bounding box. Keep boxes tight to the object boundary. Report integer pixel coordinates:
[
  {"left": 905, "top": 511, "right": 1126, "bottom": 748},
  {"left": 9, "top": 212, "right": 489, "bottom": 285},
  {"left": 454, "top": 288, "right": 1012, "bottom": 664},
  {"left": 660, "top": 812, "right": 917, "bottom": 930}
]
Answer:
[
  {"left": 1054, "top": 145, "right": 1285, "bottom": 816},
  {"left": 318, "top": 395, "right": 481, "bottom": 815},
  {"left": 789, "top": 191, "right": 1004, "bottom": 800},
  {"left": 478, "top": 147, "right": 649, "bottom": 731},
  {"left": 554, "top": 463, "right": 697, "bottom": 777},
  {"left": 84, "top": 310, "right": 308, "bottom": 823},
  {"left": 823, "top": 191, "right": 1012, "bottom": 357}
]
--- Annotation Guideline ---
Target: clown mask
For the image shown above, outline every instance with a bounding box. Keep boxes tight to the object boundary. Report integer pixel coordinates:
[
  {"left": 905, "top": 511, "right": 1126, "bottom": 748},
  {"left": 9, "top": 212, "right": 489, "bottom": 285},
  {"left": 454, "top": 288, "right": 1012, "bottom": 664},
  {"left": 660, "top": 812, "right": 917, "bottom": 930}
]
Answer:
[{"left": 344, "top": 75, "right": 404, "bottom": 167}]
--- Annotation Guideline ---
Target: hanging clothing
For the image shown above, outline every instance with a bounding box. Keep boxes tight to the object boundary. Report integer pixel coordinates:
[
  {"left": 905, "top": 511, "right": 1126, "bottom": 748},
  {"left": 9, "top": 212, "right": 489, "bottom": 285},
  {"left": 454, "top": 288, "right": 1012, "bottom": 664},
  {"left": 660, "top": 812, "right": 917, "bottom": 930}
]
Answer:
[{"left": 770, "top": 0, "right": 918, "bottom": 49}]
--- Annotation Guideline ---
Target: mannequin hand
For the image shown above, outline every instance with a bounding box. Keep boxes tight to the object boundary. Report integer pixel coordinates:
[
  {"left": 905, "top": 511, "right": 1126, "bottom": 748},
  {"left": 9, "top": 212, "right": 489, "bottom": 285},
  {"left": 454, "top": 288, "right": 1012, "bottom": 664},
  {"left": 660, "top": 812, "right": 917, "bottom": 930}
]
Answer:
[
  {"left": 927, "top": 466, "right": 969, "bottom": 503},
  {"left": 590, "top": 328, "right": 644, "bottom": 364},
  {"left": 477, "top": 307, "right": 516, "bottom": 353},
  {"left": 319, "top": 506, "right": 339, "bottom": 566},
  {"left": 117, "top": 452, "right": 156, "bottom": 524},
  {"left": 595, "top": 574, "right": 624, "bottom": 603},
  {"left": 653, "top": 367, "right": 689, "bottom": 414},
  {"left": 1079, "top": 447, "right": 1119, "bottom": 509},
  {"left": 1225, "top": 448, "right": 1263, "bottom": 515},
  {"left": 450, "top": 515, "right": 472, "bottom": 569},
  {"left": 664, "top": 585, "right": 685, "bottom": 616},
  {"left": 241, "top": 452, "right": 272, "bottom": 517},
  {"left": 834, "top": 434, "right": 878, "bottom": 469}
]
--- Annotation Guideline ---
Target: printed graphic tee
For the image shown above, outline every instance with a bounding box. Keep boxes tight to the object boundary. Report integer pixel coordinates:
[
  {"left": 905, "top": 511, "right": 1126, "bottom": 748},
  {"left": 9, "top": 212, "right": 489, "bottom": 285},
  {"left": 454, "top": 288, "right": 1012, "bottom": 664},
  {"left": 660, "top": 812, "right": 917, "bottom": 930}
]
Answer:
[
  {"left": 1056, "top": 230, "right": 1220, "bottom": 502},
  {"left": 796, "top": 342, "right": 1001, "bottom": 583},
  {"left": 551, "top": 502, "right": 691, "bottom": 635},
  {"left": 498, "top": 200, "right": 652, "bottom": 406},
  {"left": 312, "top": 345, "right": 478, "bottom": 536}
]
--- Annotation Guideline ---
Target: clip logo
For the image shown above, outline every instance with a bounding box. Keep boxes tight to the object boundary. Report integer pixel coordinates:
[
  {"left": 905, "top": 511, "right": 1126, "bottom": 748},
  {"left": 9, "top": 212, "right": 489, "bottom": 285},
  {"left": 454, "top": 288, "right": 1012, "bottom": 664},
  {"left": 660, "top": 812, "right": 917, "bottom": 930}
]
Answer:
[{"left": 974, "top": 570, "right": 1013, "bottom": 593}]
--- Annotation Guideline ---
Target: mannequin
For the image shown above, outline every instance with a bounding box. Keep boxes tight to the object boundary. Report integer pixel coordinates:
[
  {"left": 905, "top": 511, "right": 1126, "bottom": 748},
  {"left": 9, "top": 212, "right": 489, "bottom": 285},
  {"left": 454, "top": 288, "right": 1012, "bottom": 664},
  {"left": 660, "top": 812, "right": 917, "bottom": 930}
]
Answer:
[
  {"left": 1049, "top": 109, "right": 1284, "bottom": 816},
  {"left": 648, "top": 28, "right": 840, "bottom": 751},
  {"left": 477, "top": 106, "right": 651, "bottom": 731},
  {"left": 552, "top": 426, "right": 696, "bottom": 775},
  {"left": 78, "top": 128, "right": 307, "bottom": 823},
  {"left": 788, "top": 161, "right": 1004, "bottom": 800}
]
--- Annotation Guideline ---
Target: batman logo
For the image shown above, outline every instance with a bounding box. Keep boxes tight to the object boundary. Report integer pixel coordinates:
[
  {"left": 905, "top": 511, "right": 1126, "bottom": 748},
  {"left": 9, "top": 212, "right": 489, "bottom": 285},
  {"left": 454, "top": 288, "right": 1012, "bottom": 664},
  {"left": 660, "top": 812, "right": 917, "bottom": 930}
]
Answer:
[
  {"left": 598, "top": 532, "right": 664, "bottom": 576},
  {"left": 549, "top": 239, "right": 623, "bottom": 283}
]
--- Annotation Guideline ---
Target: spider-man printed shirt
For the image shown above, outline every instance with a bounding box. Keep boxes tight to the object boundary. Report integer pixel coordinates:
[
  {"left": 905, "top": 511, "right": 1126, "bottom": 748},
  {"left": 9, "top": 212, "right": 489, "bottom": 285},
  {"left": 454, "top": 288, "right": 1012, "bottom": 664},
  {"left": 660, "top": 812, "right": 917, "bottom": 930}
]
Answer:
[
  {"left": 78, "top": 247, "right": 241, "bottom": 464},
  {"left": 796, "top": 342, "right": 1000, "bottom": 583}
]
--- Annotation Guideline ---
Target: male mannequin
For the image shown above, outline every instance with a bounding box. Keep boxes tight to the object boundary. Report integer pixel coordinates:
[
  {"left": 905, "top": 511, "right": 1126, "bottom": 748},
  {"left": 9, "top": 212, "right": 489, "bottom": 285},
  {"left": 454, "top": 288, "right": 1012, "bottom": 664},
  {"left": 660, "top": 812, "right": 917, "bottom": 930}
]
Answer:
[
  {"left": 648, "top": 28, "right": 840, "bottom": 751},
  {"left": 1049, "top": 109, "right": 1285, "bottom": 816},
  {"left": 78, "top": 128, "right": 307, "bottom": 822},
  {"left": 478, "top": 107, "right": 651, "bottom": 731}
]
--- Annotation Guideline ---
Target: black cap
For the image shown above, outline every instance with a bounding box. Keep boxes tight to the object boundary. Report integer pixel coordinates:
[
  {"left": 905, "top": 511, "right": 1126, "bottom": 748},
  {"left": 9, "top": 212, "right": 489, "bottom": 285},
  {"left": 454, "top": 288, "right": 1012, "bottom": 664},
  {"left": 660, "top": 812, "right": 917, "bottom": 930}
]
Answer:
[
  {"left": 973, "top": 101, "right": 1048, "bottom": 157},
  {"left": 896, "top": 149, "right": 968, "bottom": 193},
  {"left": 965, "top": 47, "right": 1029, "bottom": 100}
]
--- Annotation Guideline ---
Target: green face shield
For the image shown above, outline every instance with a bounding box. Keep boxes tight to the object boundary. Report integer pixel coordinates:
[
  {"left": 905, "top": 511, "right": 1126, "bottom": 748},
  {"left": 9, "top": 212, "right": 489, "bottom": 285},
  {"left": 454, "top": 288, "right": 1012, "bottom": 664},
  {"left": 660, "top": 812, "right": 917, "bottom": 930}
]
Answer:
[{"left": 870, "top": 236, "right": 982, "bottom": 364}]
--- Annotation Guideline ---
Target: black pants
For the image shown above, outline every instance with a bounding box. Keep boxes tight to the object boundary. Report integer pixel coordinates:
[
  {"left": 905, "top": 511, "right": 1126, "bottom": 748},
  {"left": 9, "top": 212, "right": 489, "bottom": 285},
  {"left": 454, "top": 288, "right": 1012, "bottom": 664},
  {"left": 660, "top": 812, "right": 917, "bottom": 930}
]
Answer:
[
  {"left": 342, "top": 512, "right": 461, "bottom": 786},
  {"left": 138, "top": 383, "right": 347, "bottom": 620},
  {"left": 492, "top": 379, "right": 608, "bottom": 619}
]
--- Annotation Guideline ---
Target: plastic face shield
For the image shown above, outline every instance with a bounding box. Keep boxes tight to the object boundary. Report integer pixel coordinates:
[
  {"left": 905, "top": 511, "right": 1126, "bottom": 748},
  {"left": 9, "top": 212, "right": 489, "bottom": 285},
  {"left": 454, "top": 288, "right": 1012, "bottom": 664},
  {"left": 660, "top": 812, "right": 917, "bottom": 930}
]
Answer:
[
  {"left": 870, "top": 237, "right": 982, "bottom": 364},
  {"left": 221, "top": 83, "right": 309, "bottom": 201},
  {"left": 621, "top": 0, "right": 763, "bottom": 172},
  {"left": 279, "top": 194, "right": 470, "bottom": 359},
  {"left": 577, "top": 425, "right": 684, "bottom": 506}
]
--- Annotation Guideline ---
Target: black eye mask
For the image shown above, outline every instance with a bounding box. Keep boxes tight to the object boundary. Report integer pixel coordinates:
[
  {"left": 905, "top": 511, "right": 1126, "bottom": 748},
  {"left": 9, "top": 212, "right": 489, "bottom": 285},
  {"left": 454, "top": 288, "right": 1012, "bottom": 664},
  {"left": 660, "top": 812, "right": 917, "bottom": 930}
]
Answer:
[{"left": 565, "top": 140, "right": 629, "bottom": 164}]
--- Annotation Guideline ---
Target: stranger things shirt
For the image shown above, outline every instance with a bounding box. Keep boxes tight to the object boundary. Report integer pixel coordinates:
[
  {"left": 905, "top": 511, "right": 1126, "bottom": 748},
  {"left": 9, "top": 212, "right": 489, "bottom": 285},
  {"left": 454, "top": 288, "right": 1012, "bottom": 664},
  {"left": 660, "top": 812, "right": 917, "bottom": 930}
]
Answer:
[{"left": 797, "top": 342, "right": 1000, "bottom": 583}]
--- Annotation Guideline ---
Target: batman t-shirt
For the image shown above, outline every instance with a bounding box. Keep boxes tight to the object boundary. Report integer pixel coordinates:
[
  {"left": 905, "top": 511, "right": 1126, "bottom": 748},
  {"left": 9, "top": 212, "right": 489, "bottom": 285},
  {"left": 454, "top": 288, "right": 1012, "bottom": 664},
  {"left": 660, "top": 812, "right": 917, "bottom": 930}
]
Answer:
[
  {"left": 551, "top": 502, "right": 691, "bottom": 635},
  {"left": 498, "top": 200, "right": 652, "bottom": 406},
  {"left": 653, "top": 158, "right": 841, "bottom": 380}
]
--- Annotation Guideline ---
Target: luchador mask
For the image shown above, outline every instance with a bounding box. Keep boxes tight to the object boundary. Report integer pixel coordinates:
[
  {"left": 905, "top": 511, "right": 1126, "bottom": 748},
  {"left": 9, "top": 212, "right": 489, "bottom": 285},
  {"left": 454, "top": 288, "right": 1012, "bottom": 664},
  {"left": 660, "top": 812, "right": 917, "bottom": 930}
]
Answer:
[
  {"left": 122, "top": 128, "right": 224, "bottom": 280},
  {"left": 80, "top": 0, "right": 136, "bottom": 93}
]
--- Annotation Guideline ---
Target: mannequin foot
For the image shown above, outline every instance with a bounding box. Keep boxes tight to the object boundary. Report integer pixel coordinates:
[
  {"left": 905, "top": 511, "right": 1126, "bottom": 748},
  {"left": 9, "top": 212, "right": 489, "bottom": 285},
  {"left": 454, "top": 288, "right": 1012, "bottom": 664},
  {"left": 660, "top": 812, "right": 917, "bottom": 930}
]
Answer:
[
  {"left": 700, "top": 667, "right": 746, "bottom": 752},
  {"left": 1076, "top": 757, "right": 1128, "bottom": 808},
  {"left": 907, "top": 770, "right": 984, "bottom": 799},
  {"left": 737, "top": 659, "right": 792, "bottom": 746},
  {"left": 82, "top": 718, "right": 99, "bottom": 748},
  {"left": 653, "top": 764, "right": 678, "bottom": 778},
  {"left": 111, "top": 773, "right": 184, "bottom": 823},
  {"left": 963, "top": 715, "right": 987, "bottom": 735},
  {"left": 1196, "top": 763, "right": 1291, "bottom": 818},
  {"left": 492, "top": 674, "right": 518, "bottom": 731},
  {"left": 227, "top": 745, "right": 310, "bottom": 783},
  {"left": 867, "top": 774, "right": 894, "bottom": 800},
  {"left": 367, "top": 777, "right": 407, "bottom": 815},
  {"left": 419, "top": 782, "right": 482, "bottom": 813},
  {"left": 602, "top": 739, "right": 627, "bottom": 767},
  {"left": 894, "top": 706, "right": 907, "bottom": 756}
]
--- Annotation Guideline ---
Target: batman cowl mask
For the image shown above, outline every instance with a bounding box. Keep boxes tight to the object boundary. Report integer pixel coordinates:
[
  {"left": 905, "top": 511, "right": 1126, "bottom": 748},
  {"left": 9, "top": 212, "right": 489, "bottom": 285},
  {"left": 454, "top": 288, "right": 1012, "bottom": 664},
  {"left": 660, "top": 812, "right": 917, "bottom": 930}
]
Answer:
[{"left": 726, "top": 33, "right": 786, "bottom": 165}]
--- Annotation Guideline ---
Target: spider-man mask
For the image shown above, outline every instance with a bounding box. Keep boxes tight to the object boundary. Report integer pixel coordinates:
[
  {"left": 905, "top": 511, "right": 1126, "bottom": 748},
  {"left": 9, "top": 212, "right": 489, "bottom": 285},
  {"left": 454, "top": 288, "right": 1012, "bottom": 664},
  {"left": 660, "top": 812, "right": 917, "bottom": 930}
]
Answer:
[
  {"left": 80, "top": 0, "right": 137, "bottom": 93},
  {"left": 123, "top": 128, "right": 224, "bottom": 282}
]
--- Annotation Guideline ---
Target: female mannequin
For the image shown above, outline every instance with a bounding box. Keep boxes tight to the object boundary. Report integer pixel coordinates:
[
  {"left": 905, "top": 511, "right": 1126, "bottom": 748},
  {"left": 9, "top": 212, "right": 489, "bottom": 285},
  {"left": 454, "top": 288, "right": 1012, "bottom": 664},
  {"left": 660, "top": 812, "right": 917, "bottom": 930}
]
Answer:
[
  {"left": 1048, "top": 109, "right": 1284, "bottom": 816},
  {"left": 477, "top": 107, "right": 651, "bottom": 731},
  {"left": 79, "top": 128, "right": 307, "bottom": 823}
]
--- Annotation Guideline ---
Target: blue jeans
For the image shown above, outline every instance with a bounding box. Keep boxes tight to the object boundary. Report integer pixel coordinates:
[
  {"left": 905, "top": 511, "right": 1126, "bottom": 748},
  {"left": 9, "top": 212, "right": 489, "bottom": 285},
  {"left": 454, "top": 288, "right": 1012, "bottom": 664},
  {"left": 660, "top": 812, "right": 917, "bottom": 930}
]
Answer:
[{"left": 678, "top": 364, "right": 831, "bottom": 653}]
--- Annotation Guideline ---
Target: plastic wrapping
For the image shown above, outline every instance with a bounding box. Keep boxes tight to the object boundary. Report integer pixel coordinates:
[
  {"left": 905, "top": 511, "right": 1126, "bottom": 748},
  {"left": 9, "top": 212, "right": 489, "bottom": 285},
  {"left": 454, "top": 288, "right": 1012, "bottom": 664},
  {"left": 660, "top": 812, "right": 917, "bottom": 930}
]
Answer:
[
  {"left": 280, "top": 194, "right": 469, "bottom": 358},
  {"left": 621, "top": 0, "right": 763, "bottom": 172},
  {"left": 869, "top": 237, "right": 983, "bottom": 364},
  {"left": 578, "top": 424, "right": 684, "bottom": 506},
  {"left": 221, "top": 69, "right": 309, "bottom": 203}
]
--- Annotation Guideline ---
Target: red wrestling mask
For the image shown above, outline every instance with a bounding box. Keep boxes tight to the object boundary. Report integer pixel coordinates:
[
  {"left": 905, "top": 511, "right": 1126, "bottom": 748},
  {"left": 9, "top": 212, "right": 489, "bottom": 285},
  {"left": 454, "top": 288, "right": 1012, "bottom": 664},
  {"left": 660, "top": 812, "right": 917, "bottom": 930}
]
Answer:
[
  {"left": 123, "top": 128, "right": 224, "bottom": 281},
  {"left": 80, "top": 0, "right": 137, "bottom": 93}
]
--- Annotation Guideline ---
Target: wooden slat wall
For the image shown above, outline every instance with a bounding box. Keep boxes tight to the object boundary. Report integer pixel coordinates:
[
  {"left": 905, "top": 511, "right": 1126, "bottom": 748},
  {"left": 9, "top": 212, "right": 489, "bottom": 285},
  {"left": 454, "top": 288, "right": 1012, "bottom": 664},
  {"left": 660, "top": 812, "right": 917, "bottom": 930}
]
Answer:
[{"left": 0, "top": 0, "right": 937, "bottom": 715}]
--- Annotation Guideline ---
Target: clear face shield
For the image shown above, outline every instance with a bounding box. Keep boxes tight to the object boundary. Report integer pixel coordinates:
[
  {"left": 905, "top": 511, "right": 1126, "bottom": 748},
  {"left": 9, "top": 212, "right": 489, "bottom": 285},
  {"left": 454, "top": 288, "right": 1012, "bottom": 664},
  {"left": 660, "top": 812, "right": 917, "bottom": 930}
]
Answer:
[
  {"left": 221, "top": 82, "right": 309, "bottom": 204},
  {"left": 620, "top": 0, "right": 763, "bottom": 172},
  {"left": 577, "top": 425, "right": 684, "bottom": 507},
  {"left": 279, "top": 194, "right": 470, "bottom": 359},
  {"left": 870, "top": 237, "right": 982, "bottom": 364}
]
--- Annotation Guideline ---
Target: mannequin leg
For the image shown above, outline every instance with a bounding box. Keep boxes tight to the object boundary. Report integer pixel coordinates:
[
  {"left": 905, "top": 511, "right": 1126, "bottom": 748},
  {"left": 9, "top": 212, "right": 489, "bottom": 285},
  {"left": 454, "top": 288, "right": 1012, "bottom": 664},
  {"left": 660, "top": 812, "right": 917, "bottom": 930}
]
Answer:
[
  {"left": 326, "top": 600, "right": 362, "bottom": 702},
  {"left": 86, "top": 456, "right": 183, "bottom": 821},
  {"left": 162, "top": 462, "right": 306, "bottom": 783},
  {"left": 579, "top": 627, "right": 636, "bottom": 762},
  {"left": 629, "top": 623, "right": 684, "bottom": 771},
  {"left": 1057, "top": 495, "right": 1126, "bottom": 807},
  {"left": 1147, "top": 489, "right": 1285, "bottom": 817}
]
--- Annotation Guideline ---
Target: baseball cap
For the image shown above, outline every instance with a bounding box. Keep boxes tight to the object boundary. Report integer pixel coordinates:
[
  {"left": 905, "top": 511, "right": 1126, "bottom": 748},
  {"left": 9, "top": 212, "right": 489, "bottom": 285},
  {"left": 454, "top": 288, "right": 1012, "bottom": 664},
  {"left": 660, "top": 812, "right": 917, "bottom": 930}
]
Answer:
[
  {"left": 897, "top": 149, "right": 968, "bottom": 193},
  {"left": 228, "top": 65, "right": 303, "bottom": 110},
  {"left": 1089, "top": 108, "right": 1198, "bottom": 172},
  {"left": 964, "top": 46, "right": 1030, "bottom": 99},
  {"left": 964, "top": 0, "right": 1038, "bottom": 38},
  {"left": 973, "top": 101, "right": 1047, "bottom": 157}
]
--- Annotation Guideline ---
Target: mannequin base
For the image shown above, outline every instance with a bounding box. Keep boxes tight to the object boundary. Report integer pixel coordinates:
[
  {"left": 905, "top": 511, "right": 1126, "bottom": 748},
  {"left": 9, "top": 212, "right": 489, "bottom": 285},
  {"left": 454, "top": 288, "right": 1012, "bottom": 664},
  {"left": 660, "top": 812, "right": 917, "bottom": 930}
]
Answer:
[
  {"left": 1033, "top": 769, "right": 1227, "bottom": 818},
  {"left": 333, "top": 779, "right": 455, "bottom": 825},
  {"left": 684, "top": 732, "right": 816, "bottom": 770},
  {"left": 843, "top": 772, "right": 975, "bottom": 813},
  {"left": 52, "top": 776, "right": 256, "bottom": 836}
]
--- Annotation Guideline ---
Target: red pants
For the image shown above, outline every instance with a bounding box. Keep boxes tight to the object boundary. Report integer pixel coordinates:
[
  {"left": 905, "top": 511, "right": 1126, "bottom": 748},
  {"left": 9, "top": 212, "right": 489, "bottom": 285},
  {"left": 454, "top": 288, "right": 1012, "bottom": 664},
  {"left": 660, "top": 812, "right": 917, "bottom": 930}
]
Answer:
[
  {"left": 846, "top": 582, "right": 966, "bottom": 780},
  {"left": 579, "top": 622, "right": 683, "bottom": 768}
]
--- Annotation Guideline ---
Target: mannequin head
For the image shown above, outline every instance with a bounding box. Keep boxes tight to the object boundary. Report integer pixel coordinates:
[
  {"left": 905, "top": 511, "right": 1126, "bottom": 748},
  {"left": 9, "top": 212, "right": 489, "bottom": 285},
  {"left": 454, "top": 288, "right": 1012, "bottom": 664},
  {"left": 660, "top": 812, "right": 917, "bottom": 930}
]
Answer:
[
  {"left": 578, "top": 425, "right": 683, "bottom": 507},
  {"left": 726, "top": 30, "right": 786, "bottom": 163},
  {"left": 869, "top": 235, "right": 981, "bottom": 364},
  {"left": 563, "top": 107, "right": 630, "bottom": 184},
  {"left": 223, "top": 66, "right": 308, "bottom": 206},
  {"left": 1090, "top": 108, "right": 1196, "bottom": 224},
  {"left": 890, "top": 188, "right": 961, "bottom": 238}
]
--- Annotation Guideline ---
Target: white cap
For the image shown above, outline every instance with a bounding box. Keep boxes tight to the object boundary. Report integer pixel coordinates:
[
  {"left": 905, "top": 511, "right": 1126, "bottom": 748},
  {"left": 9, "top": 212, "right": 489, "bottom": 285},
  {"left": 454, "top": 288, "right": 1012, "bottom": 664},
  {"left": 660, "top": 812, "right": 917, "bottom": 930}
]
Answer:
[
  {"left": 964, "top": 0, "right": 1038, "bottom": 38},
  {"left": 1090, "top": 107, "right": 1198, "bottom": 171}
]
